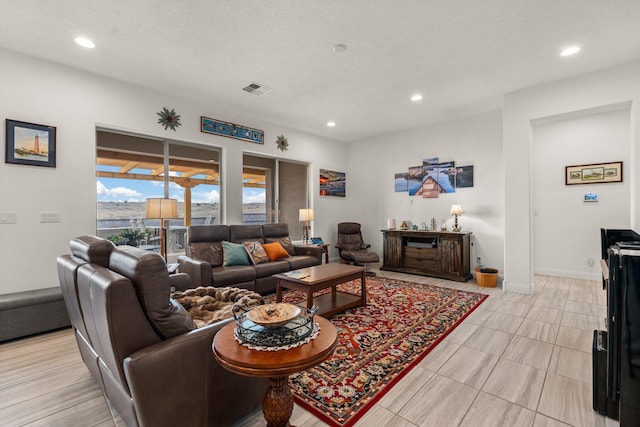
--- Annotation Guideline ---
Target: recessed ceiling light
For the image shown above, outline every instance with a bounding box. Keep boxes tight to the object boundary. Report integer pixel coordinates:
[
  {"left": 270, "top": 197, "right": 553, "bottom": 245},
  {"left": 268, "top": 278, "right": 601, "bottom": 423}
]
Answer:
[
  {"left": 326, "top": 121, "right": 336, "bottom": 127},
  {"left": 411, "top": 94, "right": 423, "bottom": 102},
  {"left": 333, "top": 44, "right": 347, "bottom": 53},
  {"left": 560, "top": 46, "right": 580, "bottom": 57},
  {"left": 74, "top": 36, "right": 95, "bottom": 49}
]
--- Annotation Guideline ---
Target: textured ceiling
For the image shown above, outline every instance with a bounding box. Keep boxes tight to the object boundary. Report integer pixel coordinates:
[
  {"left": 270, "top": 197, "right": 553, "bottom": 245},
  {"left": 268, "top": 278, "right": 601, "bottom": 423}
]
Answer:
[{"left": 2, "top": 0, "right": 640, "bottom": 142}]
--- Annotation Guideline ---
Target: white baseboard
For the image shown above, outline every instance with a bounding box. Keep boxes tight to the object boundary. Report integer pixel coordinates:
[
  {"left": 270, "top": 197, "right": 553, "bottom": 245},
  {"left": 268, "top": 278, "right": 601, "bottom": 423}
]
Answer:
[
  {"left": 534, "top": 267, "right": 600, "bottom": 281},
  {"left": 503, "top": 280, "right": 534, "bottom": 294}
]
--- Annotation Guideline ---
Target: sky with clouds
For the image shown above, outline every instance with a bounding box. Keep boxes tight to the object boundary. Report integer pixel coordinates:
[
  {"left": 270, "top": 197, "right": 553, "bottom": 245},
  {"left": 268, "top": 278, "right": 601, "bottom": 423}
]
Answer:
[{"left": 97, "top": 178, "right": 265, "bottom": 204}]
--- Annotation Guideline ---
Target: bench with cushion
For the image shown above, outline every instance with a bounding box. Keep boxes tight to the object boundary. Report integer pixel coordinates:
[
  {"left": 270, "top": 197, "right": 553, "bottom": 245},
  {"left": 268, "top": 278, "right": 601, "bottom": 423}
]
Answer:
[{"left": 0, "top": 287, "right": 70, "bottom": 342}]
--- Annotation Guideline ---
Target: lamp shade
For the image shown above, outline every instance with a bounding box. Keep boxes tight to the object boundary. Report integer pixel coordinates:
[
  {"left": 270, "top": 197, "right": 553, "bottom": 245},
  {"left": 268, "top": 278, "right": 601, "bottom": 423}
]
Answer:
[
  {"left": 298, "top": 208, "right": 314, "bottom": 222},
  {"left": 450, "top": 204, "right": 464, "bottom": 215},
  {"left": 146, "top": 198, "right": 179, "bottom": 219}
]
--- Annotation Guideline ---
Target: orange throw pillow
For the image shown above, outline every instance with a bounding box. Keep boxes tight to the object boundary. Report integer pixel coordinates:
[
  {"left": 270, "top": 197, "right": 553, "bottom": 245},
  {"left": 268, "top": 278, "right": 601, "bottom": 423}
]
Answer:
[{"left": 262, "top": 241, "right": 290, "bottom": 261}]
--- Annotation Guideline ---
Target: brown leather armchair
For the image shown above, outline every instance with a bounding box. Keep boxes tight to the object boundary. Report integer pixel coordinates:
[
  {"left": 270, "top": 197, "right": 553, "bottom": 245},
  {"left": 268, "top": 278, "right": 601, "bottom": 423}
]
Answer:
[
  {"left": 57, "top": 235, "right": 266, "bottom": 427},
  {"left": 335, "top": 222, "right": 379, "bottom": 266}
]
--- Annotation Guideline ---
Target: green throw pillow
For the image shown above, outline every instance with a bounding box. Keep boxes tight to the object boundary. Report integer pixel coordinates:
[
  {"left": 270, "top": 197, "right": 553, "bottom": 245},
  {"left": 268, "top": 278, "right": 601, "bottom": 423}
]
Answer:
[{"left": 222, "top": 241, "right": 251, "bottom": 266}]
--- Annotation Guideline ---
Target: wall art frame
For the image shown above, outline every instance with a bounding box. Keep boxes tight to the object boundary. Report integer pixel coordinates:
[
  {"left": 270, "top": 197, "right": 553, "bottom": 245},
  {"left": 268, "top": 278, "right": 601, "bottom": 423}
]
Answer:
[
  {"left": 200, "top": 116, "right": 264, "bottom": 144},
  {"left": 455, "top": 165, "right": 474, "bottom": 188},
  {"left": 319, "top": 168, "right": 346, "bottom": 197},
  {"left": 5, "top": 119, "right": 56, "bottom": 168},
  {"left": 565, "top": 161, "right": 622, "bottom": 185}
]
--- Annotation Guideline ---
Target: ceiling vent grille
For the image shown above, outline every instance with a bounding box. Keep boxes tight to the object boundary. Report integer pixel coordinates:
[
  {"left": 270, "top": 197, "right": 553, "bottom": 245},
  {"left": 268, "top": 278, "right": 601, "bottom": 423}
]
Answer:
[{"left": 242, "top": 82, "right": 271, "bottom": 96}]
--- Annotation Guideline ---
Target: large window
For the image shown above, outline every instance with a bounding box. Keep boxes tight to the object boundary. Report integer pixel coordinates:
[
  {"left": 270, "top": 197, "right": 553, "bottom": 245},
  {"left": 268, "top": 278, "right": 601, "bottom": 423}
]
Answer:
[
  {"left": 96, "top": 130, "right": 221, "bottom": 259},
  {"left": 242, "top": 154, "right": 308, "bottom": 240},
  {"left": 242, "top": 154, "right": 273, "bottom": 224}
]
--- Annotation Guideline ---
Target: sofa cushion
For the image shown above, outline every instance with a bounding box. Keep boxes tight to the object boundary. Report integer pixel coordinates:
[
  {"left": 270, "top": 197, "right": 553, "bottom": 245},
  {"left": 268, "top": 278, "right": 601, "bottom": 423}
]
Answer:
[
  {"left": 229, "top": 225, "right": 264, "bottom": 243},
  {"left": 187, "top": 224, "right": 230, "bottom": 244},
  {"left": 189, "top": 241, "right": 224, "bottom": 267},
  {"left": 286, "top": 255, "right": 321, "bottom": 270},
  {"left": 253, "top": 260, "right": 291, "bottom": 278},
  {"left": 261, "top": 223, "right": 290, "bottom": 238},
  {"left": 70, "top": 235, "right": 115, "bottom": 267},
  {"left": 211, "top": 265, "right": 257, "bottom": 286},
  {"left": 243, "top": 241, "right": 270, "bottom": 265},
  {"left": 186, "top": 225, "right": 229, "bottom": 267},
  {"left": 223, "top": 241, "right": 251, "bottom": 266},
  {"left": 262, "top": 241, "right": 290, "bottom": 261},
  {"left": 264, "top": 236, "right": 296, "bottom": 256},
  {"left": 108, "top": 246, "right": 195, "bottom": 339}
]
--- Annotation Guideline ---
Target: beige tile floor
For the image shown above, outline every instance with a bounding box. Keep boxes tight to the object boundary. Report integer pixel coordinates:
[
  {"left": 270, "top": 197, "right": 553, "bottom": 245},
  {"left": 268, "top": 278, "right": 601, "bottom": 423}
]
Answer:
[
  {"left": 234, "top": 269, "right": 619, "bottom": 427},
  {"left": 0, "top": 269, "right": 620, "bottom": 427}
]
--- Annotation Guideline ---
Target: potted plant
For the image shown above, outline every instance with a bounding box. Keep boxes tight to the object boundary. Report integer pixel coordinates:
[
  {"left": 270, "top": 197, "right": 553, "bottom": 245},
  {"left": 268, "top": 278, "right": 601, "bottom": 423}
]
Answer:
[{"left": 107, "top": 228, "right": 146, "bottom": 246}]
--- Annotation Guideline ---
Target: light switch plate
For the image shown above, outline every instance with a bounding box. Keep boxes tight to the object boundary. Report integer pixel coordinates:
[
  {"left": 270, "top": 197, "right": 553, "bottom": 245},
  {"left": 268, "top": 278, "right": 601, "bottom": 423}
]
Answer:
[
  {"left": 0, "top": 211, "right": 17, "bottom": 224},
  {"left": 41, "top": 211, "right": 61, "bottom": 223}
]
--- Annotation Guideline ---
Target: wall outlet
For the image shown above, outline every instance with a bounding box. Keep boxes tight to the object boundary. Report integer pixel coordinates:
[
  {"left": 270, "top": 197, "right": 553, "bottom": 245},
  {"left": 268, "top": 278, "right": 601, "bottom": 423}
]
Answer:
[
  {"left": 476, "top": 256, "right": 482, "bottom": 267},
  {"left": 0, "top": 211, "right": 16, "bottom": 224}
]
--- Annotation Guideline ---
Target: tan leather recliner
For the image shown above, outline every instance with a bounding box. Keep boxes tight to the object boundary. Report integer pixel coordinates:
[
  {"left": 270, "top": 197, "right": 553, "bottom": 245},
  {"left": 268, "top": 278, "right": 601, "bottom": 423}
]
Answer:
[{"left": 57, "top": 235, "right": 267, "bottom": 426}]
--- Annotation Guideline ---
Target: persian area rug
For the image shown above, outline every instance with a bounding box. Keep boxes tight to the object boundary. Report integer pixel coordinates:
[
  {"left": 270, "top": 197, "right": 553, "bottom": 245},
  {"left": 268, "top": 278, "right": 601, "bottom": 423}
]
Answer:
[{"left": 266, "top": 276, "right": 488, "bottom": 427}]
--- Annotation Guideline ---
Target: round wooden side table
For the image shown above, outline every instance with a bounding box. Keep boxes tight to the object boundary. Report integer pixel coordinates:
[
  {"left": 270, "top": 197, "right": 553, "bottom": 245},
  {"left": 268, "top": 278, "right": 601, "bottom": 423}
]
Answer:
[{"left": 213, "top": 316, "right": 337, "bottom": 427}]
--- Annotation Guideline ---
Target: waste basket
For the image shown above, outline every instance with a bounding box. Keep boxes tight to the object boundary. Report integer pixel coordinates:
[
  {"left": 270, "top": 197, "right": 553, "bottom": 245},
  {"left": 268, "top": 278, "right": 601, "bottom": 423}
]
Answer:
[{"left": 475, "top": 267, "right": 498, "bottom": 287}]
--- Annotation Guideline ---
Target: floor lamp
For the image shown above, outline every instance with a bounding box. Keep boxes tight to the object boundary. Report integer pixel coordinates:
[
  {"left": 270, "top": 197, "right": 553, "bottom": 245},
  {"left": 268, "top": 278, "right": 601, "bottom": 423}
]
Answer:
[
  {"left": 299, "top": 208, "right": 314, "bottom": 244},
  {"left": 146, "top": 198, "right": 179, "bottom": 260}
]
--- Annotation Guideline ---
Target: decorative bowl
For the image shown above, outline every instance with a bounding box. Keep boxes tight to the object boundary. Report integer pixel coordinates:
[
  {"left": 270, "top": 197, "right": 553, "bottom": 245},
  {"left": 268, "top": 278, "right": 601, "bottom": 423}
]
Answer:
[{"left": 247, "top": 303, "right": 301, "bottom": 328}]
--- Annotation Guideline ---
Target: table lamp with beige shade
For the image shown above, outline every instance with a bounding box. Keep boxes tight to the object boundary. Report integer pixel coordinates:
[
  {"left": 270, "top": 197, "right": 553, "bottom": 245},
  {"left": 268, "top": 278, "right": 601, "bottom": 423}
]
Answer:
[
  {"left": 299, "top": 208, "right": 314, "bottom": 244},
  {"left": 146, "top": 198, "right": 179, "bottom": 260}
]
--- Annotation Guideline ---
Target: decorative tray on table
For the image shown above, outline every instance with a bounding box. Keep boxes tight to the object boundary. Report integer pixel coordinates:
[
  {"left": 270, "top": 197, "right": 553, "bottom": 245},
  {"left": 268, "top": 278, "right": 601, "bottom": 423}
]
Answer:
[{"left": 232, "top": 303, "right": 318, "bottom": 348}]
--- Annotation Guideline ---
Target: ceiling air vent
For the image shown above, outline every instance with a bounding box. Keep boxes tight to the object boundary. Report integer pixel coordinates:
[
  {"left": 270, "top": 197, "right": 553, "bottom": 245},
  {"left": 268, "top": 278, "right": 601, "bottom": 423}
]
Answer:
[{"left": 242, "top": 82, "right": 272, "bottom": 96}]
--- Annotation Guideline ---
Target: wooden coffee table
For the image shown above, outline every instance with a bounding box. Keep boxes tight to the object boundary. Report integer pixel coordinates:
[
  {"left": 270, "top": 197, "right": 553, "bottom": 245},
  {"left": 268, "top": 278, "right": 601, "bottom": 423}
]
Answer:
[
  {"left": 274, "top": 263, "right": 366, "bottom": 318},
  {"left": 213, "top": 317, "right": 337, "bottom": 427}
]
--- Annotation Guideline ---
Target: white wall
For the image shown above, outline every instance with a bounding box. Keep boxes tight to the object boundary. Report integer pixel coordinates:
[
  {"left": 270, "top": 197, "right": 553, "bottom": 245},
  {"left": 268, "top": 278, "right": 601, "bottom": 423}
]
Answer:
[
  {"left": 347, "top": 110, "right": 505, "bottom": 274},
  {"left": 3, "top": 49, "right": 639, "bottom": 296},
  {"left": 0, "top": 49, "right": 347, "bottom": 294},
  {"left": 532, "top": 107, "right": 631, "bottom": 280},
  {"left": 504, "top": 60, "right": 640, "bottom": 293}
]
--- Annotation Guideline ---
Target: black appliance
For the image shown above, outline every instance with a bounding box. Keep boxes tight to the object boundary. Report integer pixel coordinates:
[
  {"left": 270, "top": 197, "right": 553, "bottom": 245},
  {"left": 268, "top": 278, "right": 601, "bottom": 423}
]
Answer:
[
  {"left": 600, "top": 228, "right": 640, "bottom": 260},
  {"left": 600, "top": 228, "right": 640, "bottom": 289},
  {"left": 593, "top": 330, "right": 618, "bottom": 418},
  {"left": 595, "top": 239, "right": 640, "bottom": 424}
]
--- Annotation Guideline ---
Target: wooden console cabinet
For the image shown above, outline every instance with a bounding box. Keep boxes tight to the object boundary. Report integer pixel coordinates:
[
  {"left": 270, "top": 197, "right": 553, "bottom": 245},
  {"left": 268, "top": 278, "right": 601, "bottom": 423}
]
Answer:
[{"left": 381, "top": 230, "right": 472, "bottom": 282}]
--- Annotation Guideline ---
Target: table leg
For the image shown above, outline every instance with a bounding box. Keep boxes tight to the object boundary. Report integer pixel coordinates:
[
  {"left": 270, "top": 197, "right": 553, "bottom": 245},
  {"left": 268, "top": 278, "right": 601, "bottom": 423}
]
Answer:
[
  {"left": 306, "top": 290, "right": 314, "bottom": 309},
  {"left": 263, "top": 375, "right": 293, "bottom": 427},
  {"left": 276, "top": 281, "right": 283, "bottom": 303},
  {"left": 361, "top": 271, "right": 366, "bottom": 306}
]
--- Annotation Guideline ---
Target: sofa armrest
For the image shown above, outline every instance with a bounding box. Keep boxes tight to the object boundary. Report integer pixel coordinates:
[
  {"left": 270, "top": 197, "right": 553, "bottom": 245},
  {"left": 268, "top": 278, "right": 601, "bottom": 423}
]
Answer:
[
  {"left": 124, "top": 318, "right": 265, "bottom": 426},
  {"left": 293, "top": 244, "right": 323, "bottom": 263},
  {"left": 177, "top": 255, "right": 212, "bottom": 288},
  {"left": 168, "top": 272, "right": 192, "bottom": 292}
]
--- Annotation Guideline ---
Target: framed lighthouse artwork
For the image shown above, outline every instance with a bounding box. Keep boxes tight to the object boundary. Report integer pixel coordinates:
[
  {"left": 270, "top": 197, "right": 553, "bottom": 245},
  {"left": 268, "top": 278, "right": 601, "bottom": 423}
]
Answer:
[{"left": 5, "top": 119, "right": 56, "bottom": 168}]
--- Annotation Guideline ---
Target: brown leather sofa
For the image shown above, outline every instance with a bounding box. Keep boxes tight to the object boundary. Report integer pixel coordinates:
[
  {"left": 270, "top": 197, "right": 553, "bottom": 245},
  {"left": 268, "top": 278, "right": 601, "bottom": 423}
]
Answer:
[
  {"left": 57, "top": 235, "right": 267, "bottom": 427},
  {"left": 178, "top": 223, "right": 322, "bottom": 294}
]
